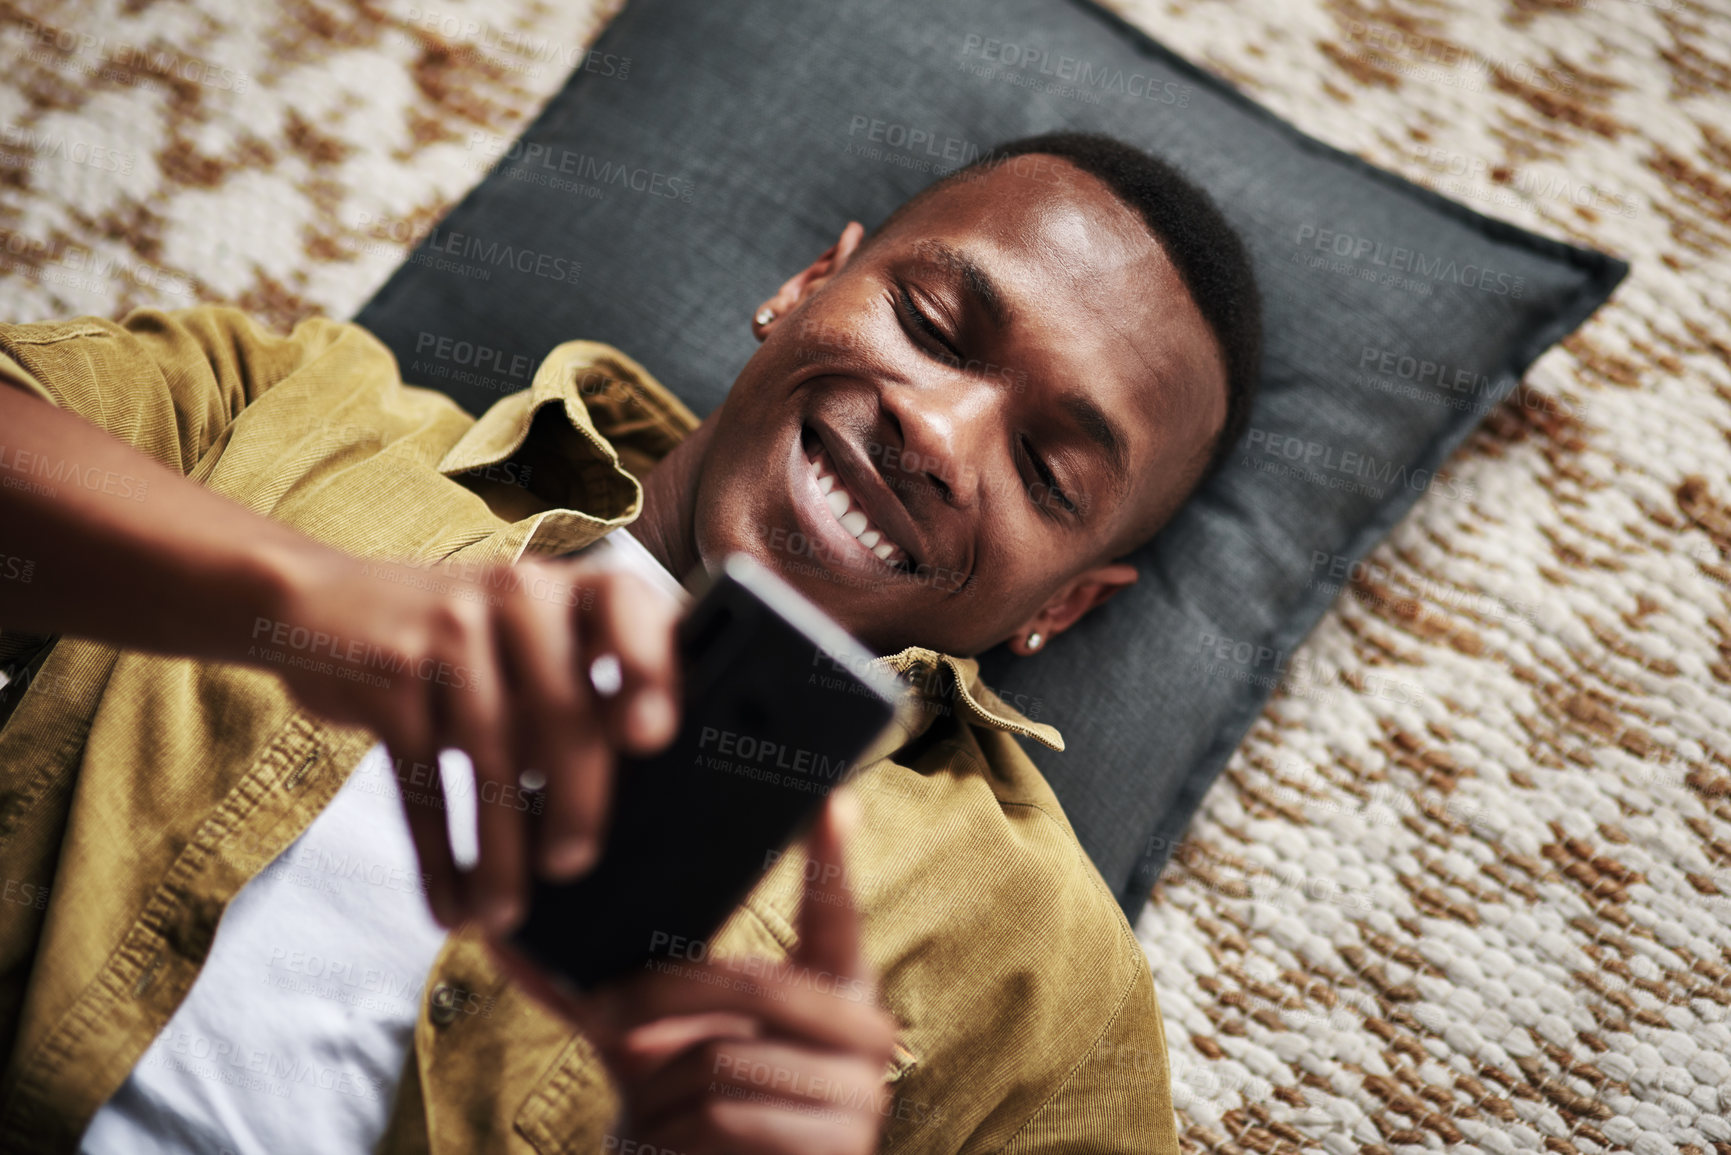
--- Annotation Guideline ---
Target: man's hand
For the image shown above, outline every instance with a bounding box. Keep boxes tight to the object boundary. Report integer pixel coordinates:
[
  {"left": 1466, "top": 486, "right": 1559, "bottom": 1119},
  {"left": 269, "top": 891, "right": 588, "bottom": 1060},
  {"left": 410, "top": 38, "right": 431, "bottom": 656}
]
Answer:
[
  {"left": 499, "top": 792, "right": 899, "bottom": 1155},
  {"left": 270, "top": 552, "right": 681, "bottom": 933},
  {"left": 0, "top": 381, "right": 681, "bottom": 936}
]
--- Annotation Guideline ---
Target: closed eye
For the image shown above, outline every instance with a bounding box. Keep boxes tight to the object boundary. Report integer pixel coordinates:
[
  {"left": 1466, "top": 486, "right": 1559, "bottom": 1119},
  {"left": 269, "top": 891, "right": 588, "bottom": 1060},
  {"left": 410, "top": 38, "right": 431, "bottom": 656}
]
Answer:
[
  {"left": 1019, "top": 435, "right": 1078, "bottom": 519},
  {"left": 896, "top": 284, "right": 961, "bottom": 362}
]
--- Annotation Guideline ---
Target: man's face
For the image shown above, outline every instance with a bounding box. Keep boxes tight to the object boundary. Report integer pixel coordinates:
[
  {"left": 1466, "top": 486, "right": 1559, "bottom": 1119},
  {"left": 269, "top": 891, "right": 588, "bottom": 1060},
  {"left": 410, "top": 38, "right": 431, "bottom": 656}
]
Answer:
[{"left": 690, "top": 155, "right": 1227, "bottom": 656}]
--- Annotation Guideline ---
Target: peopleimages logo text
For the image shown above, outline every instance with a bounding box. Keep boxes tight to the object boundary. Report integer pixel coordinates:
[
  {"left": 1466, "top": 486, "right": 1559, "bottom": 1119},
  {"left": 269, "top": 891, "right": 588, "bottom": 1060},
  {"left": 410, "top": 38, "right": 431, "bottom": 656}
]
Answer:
[
  {"left": 467, "top": 133, "right": 694, "bottom": 202},
  {"left": 1294, "top": 225, "right": 1527, "bottom": 298},
  {"left": 412, "top": 225, "right": 580, "bottom": 283},
  {"left": 1241, "top": 428, "right": 1477, "bottom": 502},
  {"left": 696, "top": 727, "right": 854, "bottom": 780},
  {"left": 959, "top": 34, "right": 1193, "bottom": 105}
]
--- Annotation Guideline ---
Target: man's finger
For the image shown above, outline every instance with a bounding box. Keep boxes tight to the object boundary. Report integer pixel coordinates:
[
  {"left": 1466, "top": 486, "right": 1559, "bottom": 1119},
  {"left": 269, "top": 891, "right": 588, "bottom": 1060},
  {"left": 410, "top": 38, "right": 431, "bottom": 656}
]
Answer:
[
  {"left": 389, "top": 739, "right": 463, "bottom": 928},
  {"left": 606, "top": 1012, "right": 762, "bottom": 1100},
  {"left": 629, "top": 1036, "right": 886, "bottom": 1135},
  {"left": 494, "top": 576, "right": 607, "bottom": 880},
  {"left": 640, "top": 1087, "right": 884, "bottom": 1155},
  {"left": 582, "top": 571, "right": 680, "bottom": 755},
  {"left": 439, "top": 631, "right": 527, "bottom": 935},
  {"left": 532, "top": 720, "right": 611, "bottom": 881},
  {"left": 601, "top": 956, "right": 895, "bottom": 1059},
  {"left": 793, "top": 790, "right": 866, "bottom": 983}
]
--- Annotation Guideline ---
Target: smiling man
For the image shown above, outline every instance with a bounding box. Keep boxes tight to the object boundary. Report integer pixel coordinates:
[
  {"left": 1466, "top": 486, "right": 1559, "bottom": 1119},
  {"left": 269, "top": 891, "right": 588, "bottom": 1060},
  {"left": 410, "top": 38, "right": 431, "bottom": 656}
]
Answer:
[{"left": 0, "top": 132, "right": 1259, "bottom": 1153}]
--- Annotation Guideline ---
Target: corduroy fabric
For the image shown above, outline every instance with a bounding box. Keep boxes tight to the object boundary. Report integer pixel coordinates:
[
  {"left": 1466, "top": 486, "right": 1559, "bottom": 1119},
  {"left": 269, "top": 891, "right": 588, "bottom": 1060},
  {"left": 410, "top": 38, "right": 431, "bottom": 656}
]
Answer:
[{"left": 0, "top": 306, "right": 1175, "bottom": 1153}]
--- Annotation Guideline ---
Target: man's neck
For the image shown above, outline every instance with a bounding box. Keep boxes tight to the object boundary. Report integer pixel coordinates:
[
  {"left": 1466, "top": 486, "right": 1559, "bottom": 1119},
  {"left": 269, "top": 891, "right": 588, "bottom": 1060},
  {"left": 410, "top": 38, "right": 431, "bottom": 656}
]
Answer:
[{"left": 630, "top": 421, "right": 710, "bottom": 583}]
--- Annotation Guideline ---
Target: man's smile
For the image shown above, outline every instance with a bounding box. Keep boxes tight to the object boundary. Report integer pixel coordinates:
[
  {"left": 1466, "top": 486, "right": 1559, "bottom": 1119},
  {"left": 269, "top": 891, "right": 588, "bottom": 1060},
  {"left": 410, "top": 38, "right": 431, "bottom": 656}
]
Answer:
[{"left": 792, "top": 420, "right": 922, "bottom": 575}]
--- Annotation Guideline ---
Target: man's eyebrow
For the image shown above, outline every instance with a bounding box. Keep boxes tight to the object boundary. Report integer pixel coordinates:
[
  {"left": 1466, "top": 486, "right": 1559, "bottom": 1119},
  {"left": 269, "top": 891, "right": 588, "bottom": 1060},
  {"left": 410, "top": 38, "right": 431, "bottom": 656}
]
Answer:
[
  {"left": 1062, "top": 392, "right": 1130, "bottom": 492},
  {"left": 910, "top": 240, "right": 1011, "bottom": 330}
]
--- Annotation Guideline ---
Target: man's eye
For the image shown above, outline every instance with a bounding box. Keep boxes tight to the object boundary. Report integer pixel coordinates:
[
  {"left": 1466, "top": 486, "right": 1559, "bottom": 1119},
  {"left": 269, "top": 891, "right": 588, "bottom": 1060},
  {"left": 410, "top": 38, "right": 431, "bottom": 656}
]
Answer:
[
  {"left": 1019, "top": 436, "right": 1077, "bottom": 519},
  {"left": 897, "top": 285, "right": 960, "bottom": 360}
]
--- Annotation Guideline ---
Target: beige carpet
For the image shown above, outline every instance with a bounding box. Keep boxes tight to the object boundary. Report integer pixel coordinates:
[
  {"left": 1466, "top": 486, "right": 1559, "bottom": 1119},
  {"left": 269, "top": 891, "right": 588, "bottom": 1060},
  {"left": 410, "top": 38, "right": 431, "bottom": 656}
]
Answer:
[{"left": 2, "top": 1, "right": 1728, "bottom": 1153}]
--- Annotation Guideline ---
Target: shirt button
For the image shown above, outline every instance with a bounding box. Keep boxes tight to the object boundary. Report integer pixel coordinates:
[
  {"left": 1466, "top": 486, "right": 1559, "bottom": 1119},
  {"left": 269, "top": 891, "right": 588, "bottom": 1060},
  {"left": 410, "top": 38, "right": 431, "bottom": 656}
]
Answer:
[{"left": 428, "top": 982, "right": 460, "bottom": 1026}]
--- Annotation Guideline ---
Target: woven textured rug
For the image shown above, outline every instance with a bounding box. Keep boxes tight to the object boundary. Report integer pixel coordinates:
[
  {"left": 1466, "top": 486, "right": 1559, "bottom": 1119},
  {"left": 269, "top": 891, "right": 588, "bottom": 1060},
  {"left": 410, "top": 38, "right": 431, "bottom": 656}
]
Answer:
[{"left": 1, "top": 1, "right": 1728, "bottom": 1153}]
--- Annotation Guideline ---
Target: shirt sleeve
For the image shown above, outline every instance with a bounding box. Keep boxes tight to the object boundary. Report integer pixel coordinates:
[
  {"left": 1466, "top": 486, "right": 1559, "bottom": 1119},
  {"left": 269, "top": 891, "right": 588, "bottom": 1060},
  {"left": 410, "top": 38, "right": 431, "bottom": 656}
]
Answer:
[
  {"left": 0, "top": 305, "right": 366, "bottom": 670},
  {"left": 0, "top": 305, "right": 361, "bottom": 478},
  {"left": 996, "top": 962, "right": 1182, "bottom": 1154}
]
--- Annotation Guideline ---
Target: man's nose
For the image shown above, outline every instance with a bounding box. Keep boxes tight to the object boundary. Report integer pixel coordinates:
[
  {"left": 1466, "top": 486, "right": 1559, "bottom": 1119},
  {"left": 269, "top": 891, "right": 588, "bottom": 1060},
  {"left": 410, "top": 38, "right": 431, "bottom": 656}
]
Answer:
[{"left": 880, "top": 375, "right": 995, "bottom": 506}]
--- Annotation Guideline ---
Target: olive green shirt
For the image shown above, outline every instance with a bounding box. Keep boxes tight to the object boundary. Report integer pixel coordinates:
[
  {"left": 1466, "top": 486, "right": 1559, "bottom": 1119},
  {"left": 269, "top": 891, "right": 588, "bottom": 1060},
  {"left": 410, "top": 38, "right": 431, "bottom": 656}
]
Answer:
[{"left": 0, "top": 307, "right": 1177, "bottom": 1153}]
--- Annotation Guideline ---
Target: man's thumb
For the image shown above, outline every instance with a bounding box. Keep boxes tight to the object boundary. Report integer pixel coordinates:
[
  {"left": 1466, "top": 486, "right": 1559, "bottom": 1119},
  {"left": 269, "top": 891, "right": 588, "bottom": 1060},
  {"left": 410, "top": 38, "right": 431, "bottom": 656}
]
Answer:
[{"left": 793, "top": 789, "right": 866, "bottom": 981}]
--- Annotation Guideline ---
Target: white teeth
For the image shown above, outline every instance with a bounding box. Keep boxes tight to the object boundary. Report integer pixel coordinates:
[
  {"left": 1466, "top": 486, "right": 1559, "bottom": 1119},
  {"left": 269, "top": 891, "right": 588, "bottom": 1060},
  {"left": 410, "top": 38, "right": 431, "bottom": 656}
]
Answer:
[{"left": 809, "top": 448, "right": 904, "bottom": 564}]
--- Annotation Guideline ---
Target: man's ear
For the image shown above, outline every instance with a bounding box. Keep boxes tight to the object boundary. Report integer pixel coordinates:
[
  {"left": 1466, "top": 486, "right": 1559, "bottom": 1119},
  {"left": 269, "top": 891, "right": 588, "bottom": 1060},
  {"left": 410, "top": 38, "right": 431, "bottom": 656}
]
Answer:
[
  {"left": 752, "top": 221, "right": 867, "bottom": 341},
  {"left": 1006, "top": 562, "right": 1138, "bottom": 656}
]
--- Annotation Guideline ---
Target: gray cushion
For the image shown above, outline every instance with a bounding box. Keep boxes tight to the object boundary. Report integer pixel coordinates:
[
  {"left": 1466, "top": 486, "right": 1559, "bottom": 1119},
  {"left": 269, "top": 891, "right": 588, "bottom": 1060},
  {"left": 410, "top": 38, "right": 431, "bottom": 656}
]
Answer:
[{"left": 353, "top": 0, "right": 1625, "bottom": 914}]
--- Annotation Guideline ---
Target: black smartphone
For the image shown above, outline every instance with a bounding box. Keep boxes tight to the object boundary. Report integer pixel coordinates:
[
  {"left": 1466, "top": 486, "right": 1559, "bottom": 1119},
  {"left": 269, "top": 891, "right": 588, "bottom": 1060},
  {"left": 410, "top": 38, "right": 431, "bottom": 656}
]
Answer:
[{"left": 508, "top": 552, "right": 903, "bottom": 990}]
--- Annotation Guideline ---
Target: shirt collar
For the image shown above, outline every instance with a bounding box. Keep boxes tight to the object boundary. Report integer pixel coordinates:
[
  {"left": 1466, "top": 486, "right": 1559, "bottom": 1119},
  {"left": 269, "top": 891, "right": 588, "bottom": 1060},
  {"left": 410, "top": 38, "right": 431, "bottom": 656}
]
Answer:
[
  {"left": 875, "top": 647, "right": 1063, "bottom": 751},
  {"left": 435, "top": 340, "right": 699, "bottom": 556}
]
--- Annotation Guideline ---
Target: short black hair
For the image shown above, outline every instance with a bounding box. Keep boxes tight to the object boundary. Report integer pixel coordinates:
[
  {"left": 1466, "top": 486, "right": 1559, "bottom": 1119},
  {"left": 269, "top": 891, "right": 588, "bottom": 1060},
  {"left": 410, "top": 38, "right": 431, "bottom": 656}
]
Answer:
[{"left": 867, "top": 131, "right": 1262, "bottom": 532}]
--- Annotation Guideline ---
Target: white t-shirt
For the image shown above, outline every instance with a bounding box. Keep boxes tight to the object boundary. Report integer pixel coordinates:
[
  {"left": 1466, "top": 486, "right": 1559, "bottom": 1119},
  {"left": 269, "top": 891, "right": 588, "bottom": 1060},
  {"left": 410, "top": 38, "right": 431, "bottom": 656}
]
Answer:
[{"left": 80, "top": 530, "right": 686, "bottom": 1154}]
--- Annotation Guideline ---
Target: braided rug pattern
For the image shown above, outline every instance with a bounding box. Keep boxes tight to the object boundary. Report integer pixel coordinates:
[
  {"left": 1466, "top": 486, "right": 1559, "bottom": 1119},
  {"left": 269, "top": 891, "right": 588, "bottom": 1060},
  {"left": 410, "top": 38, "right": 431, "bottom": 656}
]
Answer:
[{"left": 0, "top": 2, "right": 1726, "bottom": 1152}]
